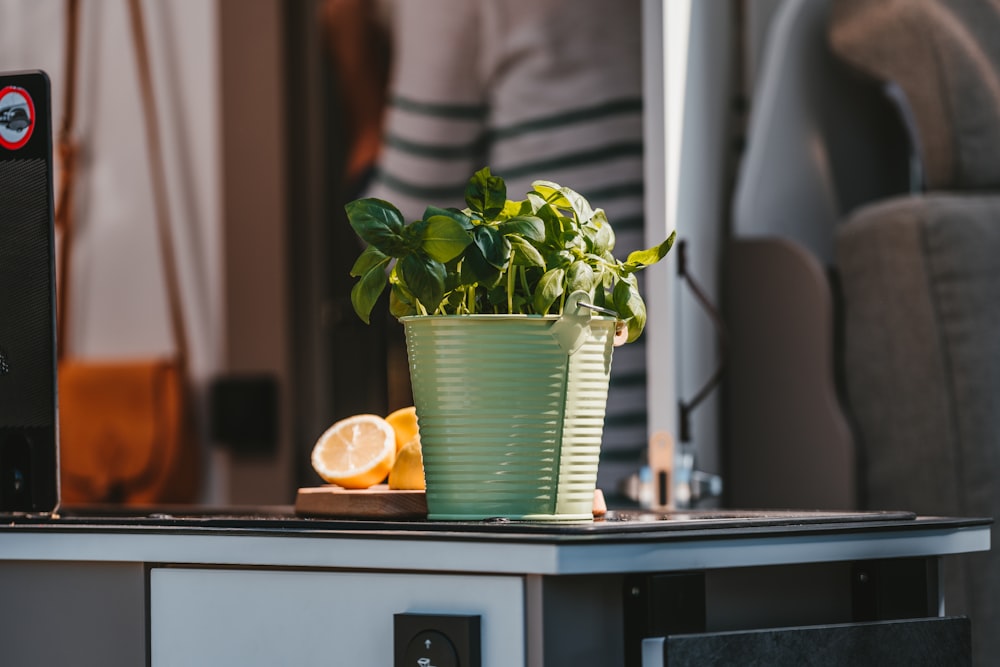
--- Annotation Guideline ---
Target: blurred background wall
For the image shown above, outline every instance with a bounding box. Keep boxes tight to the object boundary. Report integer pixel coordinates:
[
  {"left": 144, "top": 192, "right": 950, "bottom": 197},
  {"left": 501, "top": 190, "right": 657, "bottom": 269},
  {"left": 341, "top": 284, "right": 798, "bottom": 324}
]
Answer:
[
  {"left": 0, "top": 0, "right": 292, "bottom": 505},
  {"left": 0, "top": 0, "right": 788, "bottom": 507}
]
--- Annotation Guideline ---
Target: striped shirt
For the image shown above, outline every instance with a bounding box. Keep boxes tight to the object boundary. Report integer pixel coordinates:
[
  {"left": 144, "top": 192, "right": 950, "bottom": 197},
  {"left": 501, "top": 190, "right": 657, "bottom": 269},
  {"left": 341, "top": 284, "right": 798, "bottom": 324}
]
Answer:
[{"left": 365, "top": 0, "right": 647, "bottom": 485}]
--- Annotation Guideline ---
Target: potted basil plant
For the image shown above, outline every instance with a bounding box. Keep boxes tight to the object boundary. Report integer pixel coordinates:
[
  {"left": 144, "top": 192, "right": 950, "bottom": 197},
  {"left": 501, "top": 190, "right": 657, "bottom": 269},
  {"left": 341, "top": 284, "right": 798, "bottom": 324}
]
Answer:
[{"left": 347, "top": 167, "right": 675, "bottom": 521}]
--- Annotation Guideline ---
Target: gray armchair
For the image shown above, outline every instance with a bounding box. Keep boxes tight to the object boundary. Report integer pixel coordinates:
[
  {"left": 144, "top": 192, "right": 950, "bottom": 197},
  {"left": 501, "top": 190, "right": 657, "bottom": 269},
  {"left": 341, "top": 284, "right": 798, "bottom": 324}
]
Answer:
[{"left": 726, "top": 0, "right": 1000, "bottom": 662}]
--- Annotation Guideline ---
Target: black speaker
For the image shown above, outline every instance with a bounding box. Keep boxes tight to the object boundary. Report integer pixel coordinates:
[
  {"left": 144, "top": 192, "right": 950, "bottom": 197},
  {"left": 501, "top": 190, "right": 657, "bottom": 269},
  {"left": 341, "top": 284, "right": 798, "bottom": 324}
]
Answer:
[{"left": 0, "top": 70, "right": 58, "bottom": 514}]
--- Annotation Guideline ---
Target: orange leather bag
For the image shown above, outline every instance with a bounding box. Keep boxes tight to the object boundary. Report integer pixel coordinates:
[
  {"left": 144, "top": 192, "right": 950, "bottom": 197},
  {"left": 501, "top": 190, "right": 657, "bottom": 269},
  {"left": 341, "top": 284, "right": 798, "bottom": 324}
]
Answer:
[
  {"left": 56, "top": 0, "right": 199, "bottom": 505},
  {"left": 58, "top": 360, "right": 197, "bottom": 504}
]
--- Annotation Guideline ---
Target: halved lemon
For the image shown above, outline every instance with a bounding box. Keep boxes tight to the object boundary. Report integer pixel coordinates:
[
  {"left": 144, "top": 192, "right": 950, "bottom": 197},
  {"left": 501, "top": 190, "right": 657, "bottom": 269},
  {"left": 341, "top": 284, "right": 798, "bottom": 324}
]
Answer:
[
  {"left": 388, "top": 438, "right": 425, "bottom": 490},
  {"left": 385, "top": 405, "right": 420, "bottom": 454},
  {"left": 311, "top": 414, "right": 396, "bottom": 489}
]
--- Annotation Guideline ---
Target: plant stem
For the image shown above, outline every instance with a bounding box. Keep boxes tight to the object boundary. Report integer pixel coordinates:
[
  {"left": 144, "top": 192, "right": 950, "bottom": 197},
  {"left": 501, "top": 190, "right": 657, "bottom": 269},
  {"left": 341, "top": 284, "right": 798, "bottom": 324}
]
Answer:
[{"left": 507, "top": 266, "right": 514, "bottom": 313}]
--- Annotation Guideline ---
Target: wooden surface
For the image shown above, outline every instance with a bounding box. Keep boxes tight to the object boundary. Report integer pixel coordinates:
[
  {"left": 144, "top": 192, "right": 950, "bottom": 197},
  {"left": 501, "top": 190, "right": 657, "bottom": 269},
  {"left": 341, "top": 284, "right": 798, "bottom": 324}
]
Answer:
[{"left": 294, "top": 485, "right": 427, "bottom": 519}]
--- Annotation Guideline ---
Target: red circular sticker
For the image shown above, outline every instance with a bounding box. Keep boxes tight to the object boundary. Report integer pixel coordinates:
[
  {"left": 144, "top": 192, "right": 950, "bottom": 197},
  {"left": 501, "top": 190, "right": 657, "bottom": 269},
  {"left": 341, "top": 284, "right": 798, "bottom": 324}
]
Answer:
[{"left": 0, "top": 86, "right": 36, "bottom": 151}]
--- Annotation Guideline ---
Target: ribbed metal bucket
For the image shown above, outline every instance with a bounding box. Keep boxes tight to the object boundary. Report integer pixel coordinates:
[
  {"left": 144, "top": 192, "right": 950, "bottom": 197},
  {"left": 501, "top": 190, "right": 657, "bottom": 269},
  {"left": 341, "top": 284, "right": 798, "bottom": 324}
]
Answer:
[{"left": 402, "top": 297, "right": 615, "bottom": 521}]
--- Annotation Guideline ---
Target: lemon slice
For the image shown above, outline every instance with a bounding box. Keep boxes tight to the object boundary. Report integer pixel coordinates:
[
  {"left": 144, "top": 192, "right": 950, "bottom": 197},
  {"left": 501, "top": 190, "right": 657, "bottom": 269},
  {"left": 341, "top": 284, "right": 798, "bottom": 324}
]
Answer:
[
  {"left": 385, "top": 405, "right": 419, "bottom": 454},
  {"left": 311, "top": 414, "right": 396, "bottom": 489},
  {"left": 388, "top": 438, "right": 425, "bottom": 490}
]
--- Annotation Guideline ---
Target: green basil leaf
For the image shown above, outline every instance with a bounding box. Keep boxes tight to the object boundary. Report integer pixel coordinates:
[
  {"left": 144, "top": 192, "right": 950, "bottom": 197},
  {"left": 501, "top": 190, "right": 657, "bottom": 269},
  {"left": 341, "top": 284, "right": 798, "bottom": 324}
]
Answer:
[
  {"left": 531, "top": 181, "right": 595, "bottom": 223},
  {"left": 600, "top": 266, "right": 615, "bottom": 289},
  {"left": 612, "top": 275, "right": 638, "bottom": 317},
  {"left": 588, "top": 264, "right": 608, "bottom": 293},
  {"left": 555, "top": 215, "right": 578, "bottom": 247},
  {"left": 400, "top": 254, "right": 446, "bottom": 312},
  {"left": 613, "top": 277, "right": 647, "bottom": 342},
  {"left": 526, "top": 192, "right": 548, "bottom": 214},
  {"left": 423, "top": 206, "right": 475, "bottom": 231},
  {"left": 345, "top": 198, "right": 407, "bottom": 255},
  {"left": 465, "top": 167, "right": 507, "bottom": 220},
  {"left": 389, "top": 285, "right": 417, "bottom": 319},
  {"left": 463, "top": 243, "right": 503, "bottom": 286},
  {"left": 624, "top": 230, "right": 676, "bottom": 271},
  {"left": 545, "top": 249, "right": 574, "bottom": 270},
  {"left": 402, "top": 219, "right": 430, "bottom": 250},
  {"left": 498, "top": 199, "right": 522, "bottom": 220},
  {"left": 350, "top": 245, "right": 390, "bottom": 278},
  {"left": 423, "top": 215, "right": 472, "bottom": 263},
  {"left": 350, "top": 261, "right": 390, "bottom": 324},
  {"left": 486, "top": 283, "right": 507, "bottom": 308},
  {"left": 563, "top": 187, "right": 595, "bottom": 223},
  {"left": 626, "top": 300, "right": 647, "bottom": 342},
  {"left": 473, "top": 224, "right": 511, "bottom": 269},
  {"left": 509, "top": 237, "right": 546, "bottom": 267},
  {"left": 531, "top": 181, "right": 573, "bottom": 210},
  {"left": 533, "top": 267, "right": 565, "bottom": 314},
  {"left": 566, "top": 260, "right": 596, "bottom": 293},
  {"left": 587, "top": 210, "right": 615, "bottom": 255},
  {"left": 535, "top": 204, "right": 563, "bottom": 247},
  {"left": 498, "top": 215, "right": 545, "bottom": 243}
]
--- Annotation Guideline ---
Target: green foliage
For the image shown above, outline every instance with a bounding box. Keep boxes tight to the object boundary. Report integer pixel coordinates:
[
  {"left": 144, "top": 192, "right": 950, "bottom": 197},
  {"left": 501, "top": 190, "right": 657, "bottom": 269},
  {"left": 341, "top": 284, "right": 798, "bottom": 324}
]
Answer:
[{"left": 344, "top": 167, "right": 676, "bottom": 341}]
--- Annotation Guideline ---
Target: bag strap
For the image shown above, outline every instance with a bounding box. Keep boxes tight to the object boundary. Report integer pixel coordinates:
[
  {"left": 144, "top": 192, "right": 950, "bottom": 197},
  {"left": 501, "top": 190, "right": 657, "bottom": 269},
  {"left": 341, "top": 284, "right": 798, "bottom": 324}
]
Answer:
[
  {"left": 56, "top": 0, "right": 191, "bottom": 372},
  {"left": 127, "top": 0, "right": 190, "bottom": 372},
  {"left": 55, "top": 0, "right": 80, "bottom": 361}
]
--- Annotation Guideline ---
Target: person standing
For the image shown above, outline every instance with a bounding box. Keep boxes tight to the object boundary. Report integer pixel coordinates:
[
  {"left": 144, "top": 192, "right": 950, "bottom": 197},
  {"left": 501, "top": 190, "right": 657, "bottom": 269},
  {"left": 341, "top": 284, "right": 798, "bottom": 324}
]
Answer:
[{"left": 330, "top": 0, "right": 648, "bottom": 489}]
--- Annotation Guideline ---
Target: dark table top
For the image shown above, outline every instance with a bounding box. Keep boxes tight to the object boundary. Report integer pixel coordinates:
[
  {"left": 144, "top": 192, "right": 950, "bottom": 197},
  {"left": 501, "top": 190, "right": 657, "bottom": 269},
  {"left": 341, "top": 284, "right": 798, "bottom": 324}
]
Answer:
[{"left": 2, "top": 506, "right": 990, "bottom": 544}]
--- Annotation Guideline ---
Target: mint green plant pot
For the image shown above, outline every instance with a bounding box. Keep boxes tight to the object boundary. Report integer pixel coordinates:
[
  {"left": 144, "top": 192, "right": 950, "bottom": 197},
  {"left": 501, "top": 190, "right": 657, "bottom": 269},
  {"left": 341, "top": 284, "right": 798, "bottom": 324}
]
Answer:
[{"left": 402, "top": 298, "right": 615, "bottom": 522}]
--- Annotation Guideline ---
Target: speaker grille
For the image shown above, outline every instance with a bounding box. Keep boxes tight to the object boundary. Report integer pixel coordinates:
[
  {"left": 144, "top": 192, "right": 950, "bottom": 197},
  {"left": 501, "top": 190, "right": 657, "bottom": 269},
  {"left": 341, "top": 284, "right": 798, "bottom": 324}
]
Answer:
[{"left": 0, "top": 158, "right": 54, "bottom": 428}]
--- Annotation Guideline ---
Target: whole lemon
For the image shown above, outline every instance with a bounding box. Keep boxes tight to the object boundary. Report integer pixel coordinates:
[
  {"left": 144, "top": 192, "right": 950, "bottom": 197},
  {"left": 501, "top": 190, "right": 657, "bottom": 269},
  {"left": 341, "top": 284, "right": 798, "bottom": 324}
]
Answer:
[{"left": 385, "top": 406, "right": 419, "bottom": 454}]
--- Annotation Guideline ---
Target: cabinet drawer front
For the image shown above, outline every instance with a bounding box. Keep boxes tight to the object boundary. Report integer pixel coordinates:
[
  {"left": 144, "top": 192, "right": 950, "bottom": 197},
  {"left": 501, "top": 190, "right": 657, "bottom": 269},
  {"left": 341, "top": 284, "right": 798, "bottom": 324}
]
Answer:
[{"left": 150, "top": 568, "right": 524, "bottom": 666}]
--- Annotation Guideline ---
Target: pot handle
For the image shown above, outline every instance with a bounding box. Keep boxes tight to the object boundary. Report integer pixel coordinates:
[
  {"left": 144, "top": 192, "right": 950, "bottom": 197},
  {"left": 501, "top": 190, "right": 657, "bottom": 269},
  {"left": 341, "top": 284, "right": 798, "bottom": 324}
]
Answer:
[{"left": 549, "top": 291, "right": 617, "bottom": 355}]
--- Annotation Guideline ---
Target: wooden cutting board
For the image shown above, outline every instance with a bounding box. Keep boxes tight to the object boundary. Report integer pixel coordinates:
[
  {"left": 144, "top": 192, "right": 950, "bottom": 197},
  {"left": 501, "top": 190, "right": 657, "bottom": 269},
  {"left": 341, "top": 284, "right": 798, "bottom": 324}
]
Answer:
[{"left": 295, "top": 484, "right": 427, "bottom": 519}]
